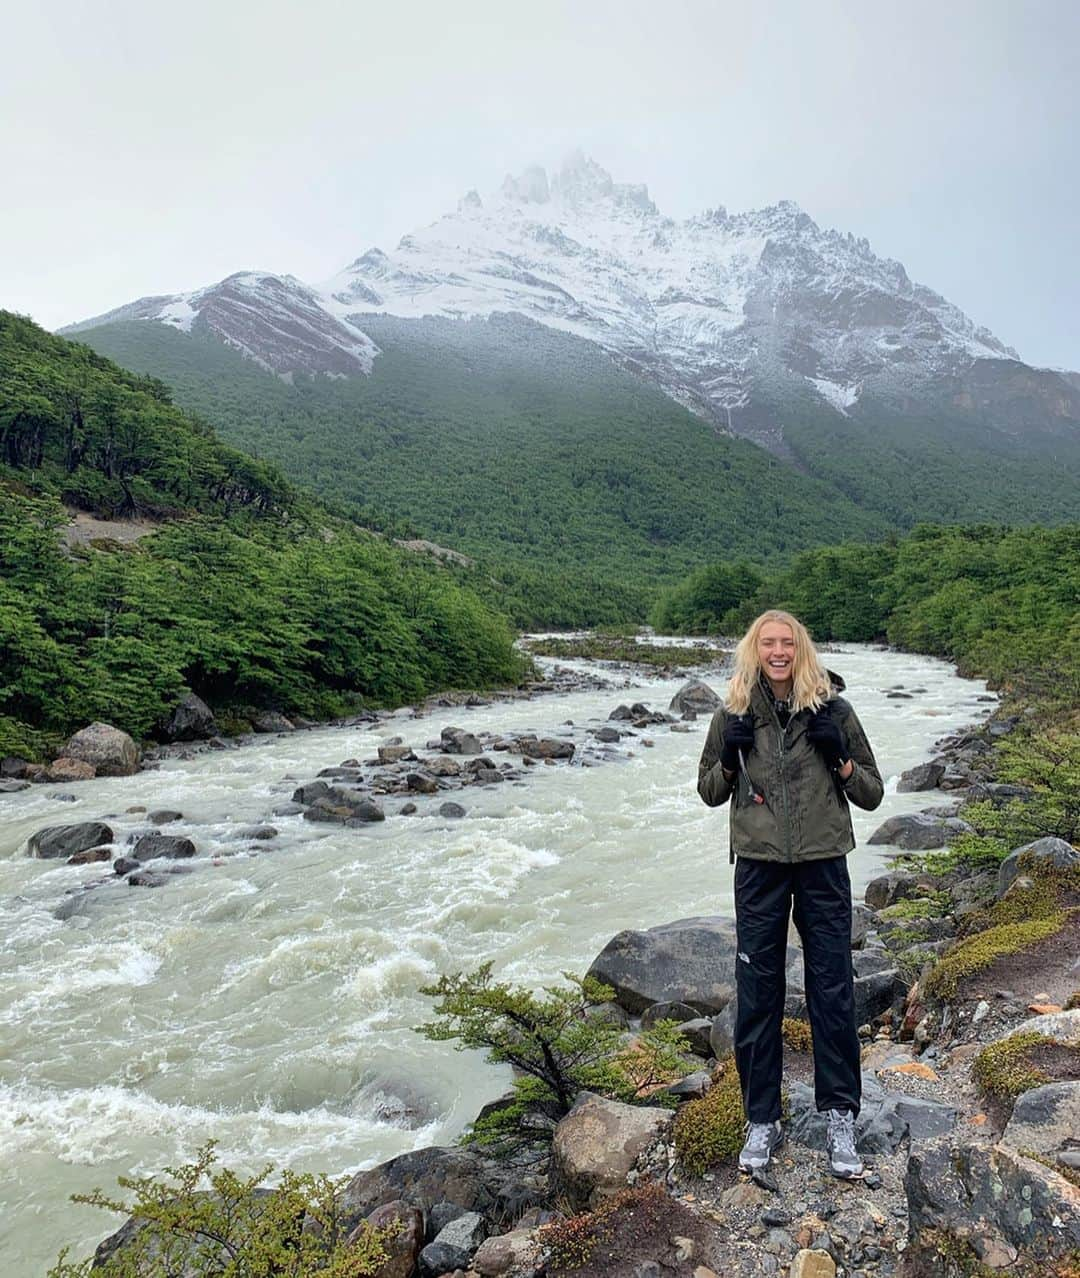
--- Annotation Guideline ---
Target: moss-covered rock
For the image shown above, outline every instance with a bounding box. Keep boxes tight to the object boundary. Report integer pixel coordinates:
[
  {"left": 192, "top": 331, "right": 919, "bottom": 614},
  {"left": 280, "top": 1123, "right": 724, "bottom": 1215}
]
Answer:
[
  {"left": 973, "top": 1031, "right": 1059, "bottom": 1103},
  {"left": 924, "top": 917, "right": 1066, "bottom": 1001}
]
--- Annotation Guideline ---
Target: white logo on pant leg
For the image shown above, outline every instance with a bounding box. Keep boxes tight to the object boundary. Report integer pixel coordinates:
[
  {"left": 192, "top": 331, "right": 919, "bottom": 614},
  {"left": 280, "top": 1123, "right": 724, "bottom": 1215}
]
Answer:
[{"left": 738, "top": 951, "right": 751, "bottom": 964}]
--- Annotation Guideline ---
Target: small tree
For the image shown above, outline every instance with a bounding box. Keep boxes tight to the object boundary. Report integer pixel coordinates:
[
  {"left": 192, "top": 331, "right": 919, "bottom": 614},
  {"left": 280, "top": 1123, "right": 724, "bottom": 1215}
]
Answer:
[
  {"left": 416, "top": 964, "right": 692, "bottom": 1153},
  {"left": 48, "top": 1142, "right": 398, "bottom": 1278}
]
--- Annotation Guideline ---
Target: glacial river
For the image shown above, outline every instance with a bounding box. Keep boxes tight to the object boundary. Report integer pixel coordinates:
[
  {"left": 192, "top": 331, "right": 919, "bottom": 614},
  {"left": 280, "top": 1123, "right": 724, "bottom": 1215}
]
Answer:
[{"left": 0, "top": 644, "right": 989, "bottom": 1273}]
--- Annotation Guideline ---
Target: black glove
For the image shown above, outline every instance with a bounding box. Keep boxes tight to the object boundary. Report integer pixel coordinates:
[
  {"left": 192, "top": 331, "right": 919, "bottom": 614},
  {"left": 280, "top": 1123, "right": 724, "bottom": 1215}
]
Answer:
[
  {"left": 807, "top": 707, "right": 847, "bottom": 770},
  {"left": 720, "top": 714, "right": 755, "bottom": 772}
]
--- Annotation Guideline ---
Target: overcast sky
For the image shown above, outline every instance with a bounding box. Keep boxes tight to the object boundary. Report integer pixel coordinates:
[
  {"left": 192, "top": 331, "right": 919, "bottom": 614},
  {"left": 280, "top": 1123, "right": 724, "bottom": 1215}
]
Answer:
[{"left": 3, "top": 0, "right": 1077, "bottom": 368}]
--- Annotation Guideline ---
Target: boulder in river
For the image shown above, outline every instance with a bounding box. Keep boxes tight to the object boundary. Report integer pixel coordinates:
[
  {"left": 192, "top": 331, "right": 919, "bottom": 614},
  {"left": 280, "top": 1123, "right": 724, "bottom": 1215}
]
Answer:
[
  {"left": 251, "top": 712, "right": 294, "bottom": 733},
  {"left": 441, "top": 726, "right": 482, "bottom": 755},
  {"left": 61, "top": 722, "right": 140, "bottom": 776},
  {"left": 587, "top": 916, "right": 748, "bottom": 1015},
  {"left": 160, "top": 692, "right": 217, "bottom": 742},
  {"left": 46, "top": 757, "right": 96, "bottom": 782},
  {"left": 28, "top": 821, "right": 114, "bottom": 859},
  {"left": 132, "top": 833, "right": 196, "bottom": 861},
  {"left": 668, "top": 680, "right": 722, "bottom": 715},
  {"left": 515, "top": 736, "right": 575, "bottom": 760}
]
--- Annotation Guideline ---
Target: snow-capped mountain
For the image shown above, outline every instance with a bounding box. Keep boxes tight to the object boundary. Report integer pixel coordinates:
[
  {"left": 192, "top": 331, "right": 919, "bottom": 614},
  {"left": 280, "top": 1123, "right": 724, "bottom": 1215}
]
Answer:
[
  {"left": 322, "top": 151, "right": 1019, "bottom": 434},
  {"left": 64, "top": 152, "right": 1078, "bottom": 452},
  {"left": 65, "top": 271, "right": 377, "bottom": 377}
]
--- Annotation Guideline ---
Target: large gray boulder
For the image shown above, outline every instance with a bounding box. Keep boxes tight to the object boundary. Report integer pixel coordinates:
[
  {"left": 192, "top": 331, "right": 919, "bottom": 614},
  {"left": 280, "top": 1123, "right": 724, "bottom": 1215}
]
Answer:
[
  {"left": 131, "top": 833, "right": 196, "bottom": 861},
  {"left": 668, "top": 680, "right": 722, "bottom": 715},
  {"left": 61, "top": 722, "right": 140, "bottom": 776},
  {"left": 864, "top": 869, "right": 920, "bottom": 910},
  {"left": 1004, "top": 1008, "right": 1080, "bottom": 1046},
  {"left": 160, "top": 692, "right": 217, "bottom": 742},
  {"left": 905, "top": 1138, "right": 1080, "bottom": 1273},
  {"left": 997, "top": 836, "right": 1080, "bottom": 899},
  {"left": 551, "top": 1093, "right": 673, "bottom": 1210},
  {"left": 28, "top": 821, "right": 113, "bottom": 859},
  {"left": 336, "top": 1147, "right": 545, "bottom": 1239},
  {"left": 867, "top": 813, "right": 973, "bottom": 850},
  {"left": 587, "top": 916, "right": 753, "bottom": 1015},
  {"left": 1002, "top": 1081, "right": 1080, "bottom": 1158}
]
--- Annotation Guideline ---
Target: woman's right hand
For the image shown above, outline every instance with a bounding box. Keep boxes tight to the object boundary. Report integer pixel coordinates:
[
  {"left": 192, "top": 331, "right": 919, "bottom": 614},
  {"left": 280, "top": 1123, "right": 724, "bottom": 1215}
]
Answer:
[{"left": 720, "top": 714, "right": 755, "bottom": 772}]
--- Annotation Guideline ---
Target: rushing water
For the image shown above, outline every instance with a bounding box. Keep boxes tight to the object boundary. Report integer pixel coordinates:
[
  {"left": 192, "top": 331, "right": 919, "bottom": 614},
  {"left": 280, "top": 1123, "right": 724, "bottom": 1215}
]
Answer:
[{"left": 0, "top": 644, "right": 989, "bottom": 1273}]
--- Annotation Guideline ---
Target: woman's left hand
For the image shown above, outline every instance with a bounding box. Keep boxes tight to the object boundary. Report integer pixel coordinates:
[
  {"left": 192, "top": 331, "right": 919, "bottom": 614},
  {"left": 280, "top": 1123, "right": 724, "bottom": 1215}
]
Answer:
[{"left": 807, "top": 708, "right": 847, "bottom": 771}]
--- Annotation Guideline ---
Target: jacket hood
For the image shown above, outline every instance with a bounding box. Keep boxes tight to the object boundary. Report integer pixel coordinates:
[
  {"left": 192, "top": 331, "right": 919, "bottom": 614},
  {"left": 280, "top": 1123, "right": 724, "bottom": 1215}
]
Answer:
[{"left": 827, "top": 668, "right": 846, "bottom": 694}]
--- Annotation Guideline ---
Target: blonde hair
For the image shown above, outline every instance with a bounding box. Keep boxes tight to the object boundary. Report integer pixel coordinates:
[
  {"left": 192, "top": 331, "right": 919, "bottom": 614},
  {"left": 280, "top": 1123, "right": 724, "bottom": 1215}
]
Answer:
[{"left": 725, "top": 609, "right": 832, "bottom": 715}]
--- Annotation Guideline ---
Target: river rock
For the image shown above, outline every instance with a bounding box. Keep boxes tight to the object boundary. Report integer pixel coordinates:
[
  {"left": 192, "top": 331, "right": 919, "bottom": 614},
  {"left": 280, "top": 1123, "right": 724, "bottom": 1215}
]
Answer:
[
  {"left": 896, "top": 761, "right": 947, "bottom": 792},
  {"left": 406, "top": 772, "right": 440, "bottom": 795},
  {"left": 0, "top": 778, "right": 31, "bottom": 792},
  {"left": 864, "top": 870, "right": 919, "bottom": 910},
  {"left": 551, "top": 1093, "right": 673, "bottom": 1209},
  {"left": 378, "top": 744, "right": 414, "bottom": 764},
  {"left": 337, "top": 1147, "right": 545, "bottom": 1238},
  {"left": 160, "top": 692, "right": 217, "bottom": 742},
  {"left": 1001, "top": 1081, "right": 1080, "bottom": 1157},
  {"left": 441, "top": 727, "right": 482, "bottom": 755},
  {"left": 28, "top": 821, "right": 114, "bottom": 859},
  {"left": 353, "top": 1201, "right": 423, "bottom": 1278},
  {"left": 148, "top": 809, "right": 183, "bottom": 825},
  {"left": 867, "top": 813, "right": 973, "bottom": 850},
  {"left": 905, "top": 1138, "right": 1080, "bottom": 1273},
  {"left": 113, "top": 856, "right": 140, "bottom": 875},
  {"left": 997, "top": 836, "right": 1080, "bottom": 898},
  {"left": 675, "top": 1018, "right": 715, "bottom": 1057},
  {"left": 587, "top": 916, "right": 747, "bottom": 1015},
  {"left": 515, "top": 736, "right": 575, "bottom": 760},
  {"left": 593, "top": 726, "right": 622, "bottom": 743},
  {"left": 67, "top": 846, "right": 112, "bottom": 865},
  {"left": 471, "top": 1227, "right": 541, "bottom": 1276},
  {"left": 46, "top": 757, "right": 96, "bottom": 782},
  {"left": 668, "top": 681, "right": 722, "bottom": 715},
  {"left": 251, "top": 712, "right": 294, "bottom": 733},
  {"left": 418, "top": 1211, "right": 487, "bottom": 1276},
  {"left": 1, "top": 756, "right": 32, "bottom": 778},
  {"left": 426, "top": 755, "right": 462, "bottom": 777},
  {"left": 132, "top": 833, "right": 196, "bottom": 861},
  {"left": 439, "top": 802, "right": 466, "bottom": 819},
  {"left": 61, "top": 722, "right": 140, "bottom": 776}
]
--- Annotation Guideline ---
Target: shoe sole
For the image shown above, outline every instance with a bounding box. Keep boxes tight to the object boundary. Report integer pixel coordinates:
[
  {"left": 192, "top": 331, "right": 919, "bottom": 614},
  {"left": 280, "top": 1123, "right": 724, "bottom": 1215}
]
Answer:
[{"left": 739, "top": 1129, "right": 785, "bottom": 1174}]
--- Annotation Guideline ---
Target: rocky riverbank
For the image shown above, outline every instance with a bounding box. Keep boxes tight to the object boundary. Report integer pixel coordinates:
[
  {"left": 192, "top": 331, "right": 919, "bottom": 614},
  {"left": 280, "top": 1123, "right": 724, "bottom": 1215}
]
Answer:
[{"left": 67, "top": 688, "right": 1080, "bottom": 1277}]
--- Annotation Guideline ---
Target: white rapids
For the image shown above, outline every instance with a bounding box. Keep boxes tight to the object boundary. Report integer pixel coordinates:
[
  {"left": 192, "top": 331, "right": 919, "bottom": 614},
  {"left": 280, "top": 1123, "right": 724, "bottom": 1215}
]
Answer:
[{"left": 0, "top": 644, "right": 990, "bottom": 1272}]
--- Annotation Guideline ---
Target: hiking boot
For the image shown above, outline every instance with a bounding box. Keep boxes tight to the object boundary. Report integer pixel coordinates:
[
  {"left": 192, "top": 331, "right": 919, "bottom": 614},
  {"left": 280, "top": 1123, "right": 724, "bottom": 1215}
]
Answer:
[
  {"left": 739, "top": 1119, "right": 784, "bottom": 1173},
  {"left": 825, "top": 1107, "right": 863, "bottom": 1178}
]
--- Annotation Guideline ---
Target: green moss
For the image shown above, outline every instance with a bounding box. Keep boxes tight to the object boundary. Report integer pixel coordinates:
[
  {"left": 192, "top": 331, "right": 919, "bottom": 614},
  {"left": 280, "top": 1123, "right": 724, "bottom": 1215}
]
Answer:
[
  {"left": 781, "top": 1018, "right": 813, "bottom": 1053},
  {"left": 673, "top": 1056, "right": 745, "bottom": 1175},
  {"left": 1065, "top": 991, "right": 1080, "bottom": 1011},
  {"left": 924, "top": 915, "right": 1066, "bottom": 1001},
  {"left": 878, "top": 892, "right": 950, "bottom": 922},
  {"left": 972, "top": 1031, "right": 1056, "bottom": 1101}
]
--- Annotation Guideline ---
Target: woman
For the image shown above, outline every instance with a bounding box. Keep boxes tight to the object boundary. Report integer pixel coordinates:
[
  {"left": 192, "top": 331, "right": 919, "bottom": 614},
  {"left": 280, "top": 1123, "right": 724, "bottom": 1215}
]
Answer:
[{"left": 697, "top": 610, "right": 883, "bottom": 1179}]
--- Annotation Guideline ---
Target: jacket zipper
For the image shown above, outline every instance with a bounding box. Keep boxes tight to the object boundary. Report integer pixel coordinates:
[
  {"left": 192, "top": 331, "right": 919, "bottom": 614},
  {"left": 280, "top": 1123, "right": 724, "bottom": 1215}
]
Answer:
[{"left": 764, "top": 696, "right": 793, "bottom": 863}]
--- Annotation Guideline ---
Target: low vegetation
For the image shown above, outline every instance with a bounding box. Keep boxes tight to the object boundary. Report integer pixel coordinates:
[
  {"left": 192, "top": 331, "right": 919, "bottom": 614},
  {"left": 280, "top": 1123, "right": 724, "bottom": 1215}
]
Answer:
[
  {"left": 671, "top": 1056, "right": 746, "bottom": 1175},
  {"left": 47, "top": 1142, "right": 398, "bottom": 1277}
]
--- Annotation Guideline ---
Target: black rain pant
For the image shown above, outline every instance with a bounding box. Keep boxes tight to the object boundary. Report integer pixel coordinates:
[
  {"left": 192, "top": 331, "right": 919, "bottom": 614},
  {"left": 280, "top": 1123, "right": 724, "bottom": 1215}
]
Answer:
[{"left": 733, "top": 853, "right": 861, "bottom": 1123}]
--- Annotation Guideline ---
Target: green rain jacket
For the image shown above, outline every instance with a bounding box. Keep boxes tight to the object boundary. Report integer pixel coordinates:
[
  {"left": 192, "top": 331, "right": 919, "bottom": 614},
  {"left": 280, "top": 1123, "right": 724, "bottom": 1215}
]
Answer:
[{"left": 697, "top": 672, "right": 884, "bottom": 864}]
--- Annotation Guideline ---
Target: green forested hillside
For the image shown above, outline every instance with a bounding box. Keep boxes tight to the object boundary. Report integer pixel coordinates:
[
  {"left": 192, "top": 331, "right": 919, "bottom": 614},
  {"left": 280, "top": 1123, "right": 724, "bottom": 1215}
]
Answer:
[
  {"left": 0, "top": 314, "right": 525, "bottom": 758},
  {"left": 73, "top": 314, "right": 1080, "bottom": 601},
  {"left": 73, "top": 314, "right": 890, "bottom": 586}
]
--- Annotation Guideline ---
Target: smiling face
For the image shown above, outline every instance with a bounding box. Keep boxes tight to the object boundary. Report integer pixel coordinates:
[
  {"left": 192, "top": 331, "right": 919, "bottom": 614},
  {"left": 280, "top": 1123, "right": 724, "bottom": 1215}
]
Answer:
[{"left": 756, "top": 619, "right": 797, "bottom": 695}]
